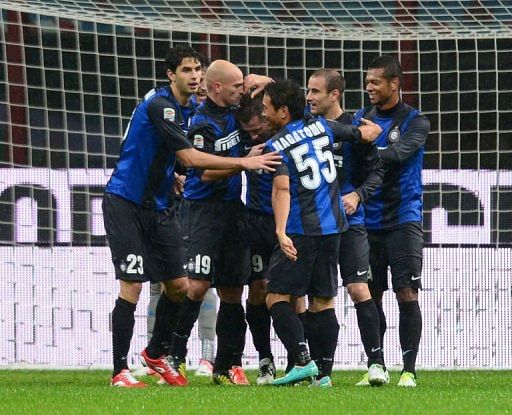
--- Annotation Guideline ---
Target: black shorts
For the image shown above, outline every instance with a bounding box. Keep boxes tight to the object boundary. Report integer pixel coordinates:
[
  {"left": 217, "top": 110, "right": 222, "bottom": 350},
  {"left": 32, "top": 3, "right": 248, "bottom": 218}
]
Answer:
[
  {"left": 338, "top": 225, "right": 370, "bottom": 286},
  {"left": 102, "top": 193, "right": 186, "bottom": 283},
  {"left": 245, "top": 209, "right": 278, "bottom": 282},
  {"left": 267, "top": 233, "right": 340, "bottom": 298},
  {"left": 367, "top": 222, "right": 423, "bottom": 293},
  {"left": 180, "top": 199, "right": 250, "bottom": 287}
]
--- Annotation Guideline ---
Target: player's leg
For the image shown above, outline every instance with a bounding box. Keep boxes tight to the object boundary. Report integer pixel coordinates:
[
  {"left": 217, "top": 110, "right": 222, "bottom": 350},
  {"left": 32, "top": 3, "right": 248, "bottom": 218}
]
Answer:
[
  {"left": 166, "top": 199, "right": 222, "bottom": 383},
  {"left": 245, "top": 212, "right": 276, "bottom": 384},
  {"left": 340, "top": 226, "right": 387, "bottom": 386},
  {"left": 212, "top": 204, "right": 251, "bottom": 385},
  {"left": 103, "top": 193, "right": 147, "bottom": 388},
  {"left": 138, "top": 207, "right": 191, "bottom": 386},
  {"left": 288, "top": 296, "right": 307, "bottom": 374},
  {"left": 354, "top": 228, "right": 389, "bottom": 386},
  {"left": 388, "top": 223, "right": 423, "bottom": 387},
  {"left": 305, "top": 233, "right": 341, "bottom": 387},
  {"left": 195, "top": 288, "right": 217, "bottom": 376},
  {"left": 267, "top": 235, "right": 318, "bottom": 386}
]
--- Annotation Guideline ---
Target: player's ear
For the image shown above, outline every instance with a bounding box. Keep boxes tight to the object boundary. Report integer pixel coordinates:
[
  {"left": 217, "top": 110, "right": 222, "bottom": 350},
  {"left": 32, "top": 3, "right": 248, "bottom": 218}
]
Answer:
[
  {"left": 391, "top": 77, "right": 400, "bottom": 92},
  {"left": 166, "top": 69, "right": 176, "bottom": 82}
]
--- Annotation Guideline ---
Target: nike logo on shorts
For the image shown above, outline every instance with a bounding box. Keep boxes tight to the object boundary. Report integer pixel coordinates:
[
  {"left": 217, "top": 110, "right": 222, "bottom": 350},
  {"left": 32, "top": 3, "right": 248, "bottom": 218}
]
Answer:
[
  {"left": 411, "top": 275, "right": 421, "bottom": 281},
  {"left": 357, "top": 270, "right": 367, "bottom": 276}
]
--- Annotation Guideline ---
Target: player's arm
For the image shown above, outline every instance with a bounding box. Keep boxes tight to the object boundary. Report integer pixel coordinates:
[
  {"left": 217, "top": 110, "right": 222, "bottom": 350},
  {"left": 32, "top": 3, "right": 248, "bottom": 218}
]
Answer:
[
  {"left": 199, "top": 137, "right": 265, "bottom": 182},
  {"left": 272, "top": 166, "right": 297, "bottom": 261},
  {"left": 343, "top": 143, "right": 385, "bottom": 215},
  {"left": 244, "top": 74, "right": 273, "bottom": 98},
  {"left": 378, "top": 115, "right": 430, "bottom": 163},
  {"left": 353, "top": 143, "right": 385, "bottom": 203},
  {"left": 327, "top": 118, "right": 382, "bottom": 144}
]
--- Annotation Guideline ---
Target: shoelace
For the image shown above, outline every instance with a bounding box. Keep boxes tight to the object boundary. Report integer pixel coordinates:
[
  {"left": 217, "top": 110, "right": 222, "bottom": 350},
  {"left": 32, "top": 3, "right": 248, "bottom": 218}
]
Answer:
[
  {"left": 121, "top": 371, "right": 140, "bottom": 384},
  {"left": 164, "top": 356, "right": 181, "bottom": 375}
]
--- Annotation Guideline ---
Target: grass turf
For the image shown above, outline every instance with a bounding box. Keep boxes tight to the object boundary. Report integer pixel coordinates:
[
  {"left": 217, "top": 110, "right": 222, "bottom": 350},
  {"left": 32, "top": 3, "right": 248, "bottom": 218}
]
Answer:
[{"left": 0, "top": 370, "right": 511, "bottom": 415}]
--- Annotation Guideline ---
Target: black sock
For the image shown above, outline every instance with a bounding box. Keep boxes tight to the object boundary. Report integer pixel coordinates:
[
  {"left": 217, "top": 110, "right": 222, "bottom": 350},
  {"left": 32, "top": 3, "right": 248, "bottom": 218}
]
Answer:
[
  {"left": 303, "top": 311, "right": 320, "bottom": 361},
  {"left": 399, "top": 300, "right": 422, "bottom": 375},
  {"left": 285, "top": 312, "right": 306, "bottom": 373},
  {"left": 355, "top": 299, "right": 384, "bottom": 367},
  {"left": 376, "top": 302, "right": 387, "bottom": 366},
  {"left": 307, "top": 308, "right": 339, "bottom": 378},
  {"left": 112, "top": 297, "right": 136, "bottom": 377},
  {"left": 246, "top": 302, "right": 273, "bottom": 361},
  {"left": 146, "top": 294, "right": 182, "bottom": 358},
  {"left": 168, "top": 296, "right": 202, "bottom": 359},
  {"left": 214, "top": 302, "right": 246, "bottom": 372},
  {"left": 269, "top": 301, "right": 310, "bottom": 366}
]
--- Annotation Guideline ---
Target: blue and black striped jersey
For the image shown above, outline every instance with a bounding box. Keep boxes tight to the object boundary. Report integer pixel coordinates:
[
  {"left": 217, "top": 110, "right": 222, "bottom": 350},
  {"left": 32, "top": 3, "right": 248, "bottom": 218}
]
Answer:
[
  {"left": 333, "top": 112, "right": 384, "bottom": 226},
  {"left": 105, "top": 85, "right": 193, "bottom": 211},
  {"left": 354, "top": 102, "right": 430, "bottom": 230},
  {"left": 265, "top": 116, "right": 348, "bottom": 236},
  {"left": 184, "top": 98, "right": 244, "bottom": 201}
]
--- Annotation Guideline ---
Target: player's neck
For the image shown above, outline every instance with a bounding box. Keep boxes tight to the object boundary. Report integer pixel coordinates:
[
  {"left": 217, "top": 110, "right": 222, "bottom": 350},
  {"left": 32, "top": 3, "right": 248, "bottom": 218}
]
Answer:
[
  {"left": 377, "top": 94, "right": 400, "bottom": 111},
  {"left": 325, "top": 106, "right": 343, "bottom": 120},
  {"left": 171, "top": 83, "right": 191, "bottom": 106}
]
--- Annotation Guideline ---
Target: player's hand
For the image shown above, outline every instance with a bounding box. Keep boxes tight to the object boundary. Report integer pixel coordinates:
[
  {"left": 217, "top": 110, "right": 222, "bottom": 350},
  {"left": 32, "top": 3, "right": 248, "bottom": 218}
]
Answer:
[
  {"left": 358, "top": 118, "right": 382, "bottom": 143},
  {"left": 247, "top": 143, "right": 264, "bottom": 157},
  {"left": 342, "top": 191, "right": 361, "bottom": 215},
  {"left": 244, "top": 74, "right": 273, "bottom": 98},
  {"left": 242, "top": 151, "right": 281, "bottom": 172},
  {"left": 174, "top": 173, "right": 185, "bottom": 194},
  {"left": 277, "top": 232, "right": 297, "bottom": 261}
]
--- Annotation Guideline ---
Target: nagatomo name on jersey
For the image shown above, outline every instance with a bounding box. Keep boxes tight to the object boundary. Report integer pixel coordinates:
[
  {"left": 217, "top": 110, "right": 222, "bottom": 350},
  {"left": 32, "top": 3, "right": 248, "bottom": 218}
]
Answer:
[{"left": 265, "top": 117, "right": 347, "bottom": 236}]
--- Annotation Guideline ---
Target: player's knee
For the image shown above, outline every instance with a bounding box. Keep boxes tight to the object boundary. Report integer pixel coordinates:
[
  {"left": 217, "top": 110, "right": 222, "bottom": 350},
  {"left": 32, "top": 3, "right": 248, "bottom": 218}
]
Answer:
[
  {"left": 308, "top": 296, "right": 334, "bottom": 313},
  {"left": 347, "top": 282, "right": 371, "bottom": 303},
  {"left": 217, "top": 286, "right": 243, "bottom": 303},
  {"left": 119, "top": 280, "right": 143, "bottom": 304},
  {"left": 248, "top": 280, "right": 267, "bottom": 305},
  {"left": 396, "top": 287, "right": 418, "bottom": 303},
  {"left": 188, "top": 279, "right": 210, "bottom": 302},
  {"left": 163, "top": 278, "right": 189, "bottom": 301}
]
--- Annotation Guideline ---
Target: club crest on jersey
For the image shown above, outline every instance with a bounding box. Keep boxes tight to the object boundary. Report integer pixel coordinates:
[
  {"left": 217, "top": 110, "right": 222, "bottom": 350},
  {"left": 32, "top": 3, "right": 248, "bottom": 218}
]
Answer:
[
  {"left": 388, "top": 126, "right": 400, "bottom": 143},
  {"left": 163, "top": 107, "right": 176, "bottom": 122},
  {"left": 193, "top": 134, "right": 204, "bottom": 148}
]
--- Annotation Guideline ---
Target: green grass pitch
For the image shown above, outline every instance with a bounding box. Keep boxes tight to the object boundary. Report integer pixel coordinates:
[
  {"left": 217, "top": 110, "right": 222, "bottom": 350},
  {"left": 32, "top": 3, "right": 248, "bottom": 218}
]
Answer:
[{"left": 1, "top": 370, "right": 511, "bottom": 414}]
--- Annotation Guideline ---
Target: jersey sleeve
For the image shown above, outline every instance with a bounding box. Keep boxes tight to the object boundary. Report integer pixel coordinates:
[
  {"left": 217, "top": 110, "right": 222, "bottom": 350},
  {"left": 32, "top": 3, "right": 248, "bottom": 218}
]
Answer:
[
  {"left": 352, "top": 143, "right": 385, "bottom": 203},
  {"left": 146, "top": 96, "right": 192, "bottom": 151},
  {"left": 378, "top": 115, "right": 430, "bottom": 163},
  {"left": 327, "top": 119, "right": 362, "bottom": 144}
]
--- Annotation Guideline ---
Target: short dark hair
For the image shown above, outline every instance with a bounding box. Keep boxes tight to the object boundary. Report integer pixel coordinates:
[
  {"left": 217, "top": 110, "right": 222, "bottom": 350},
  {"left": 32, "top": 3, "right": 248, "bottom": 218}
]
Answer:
[
  {"left": 368, "top": 55, "right": 403, "bottom": 86},
  {"left": 264, "top": 79, "right": 305, "bottom": 121},
  {"left": 310, "top": 69, "right": 346, "bottom": 94},
  {"left": 235, "top": 93, "right": 264, "bottom": 124},
  {"left": 165, "top": 44, "right": 205, "bottom": 73}
]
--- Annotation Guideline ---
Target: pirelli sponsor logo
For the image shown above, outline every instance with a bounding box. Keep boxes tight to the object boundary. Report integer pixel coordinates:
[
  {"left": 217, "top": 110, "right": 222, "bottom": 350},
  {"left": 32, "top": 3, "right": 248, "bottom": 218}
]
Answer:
[{"left": 214, "top": 130, "right": 241, "bottom": 152}]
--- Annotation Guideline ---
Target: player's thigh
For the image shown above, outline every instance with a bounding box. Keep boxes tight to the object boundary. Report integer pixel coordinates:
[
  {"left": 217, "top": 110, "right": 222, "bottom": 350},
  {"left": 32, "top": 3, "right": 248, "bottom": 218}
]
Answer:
[
  {"left": 147, "top": 208, "right": 187, "bottom": 283},
  {"left": 367, "top": 229, "right": 389, "bottom": 294},
  {"left": 387, "top": 222, "right": 424, "bottom": 292},
  {"left": 339, "top": 225, "right": 370, "bottom": 286},
  {"left": 216, "top": 203, "right": 251, "bottom": 287},
  {"left": 103, "top": 193, "right": 148, "bottom": 282},
  {"left": 245, "top": 211, "right": 277, "bottom": 282},
  {"left": 310, "top": 233, "right": 340, "bottom": 298},
  {"left": 266, "top": 235, "right": 316, "bottom": 297},
  {"left": 181, "top": 199, "right": 225, "bottom": 282}
]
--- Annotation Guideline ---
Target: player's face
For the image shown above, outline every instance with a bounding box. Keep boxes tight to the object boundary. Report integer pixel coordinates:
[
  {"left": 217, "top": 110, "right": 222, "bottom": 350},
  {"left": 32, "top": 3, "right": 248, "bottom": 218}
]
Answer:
[
  {"left": 170, "top": 57, "right": 202, "bottom": 97},
  {"left": 239, "top": 115, "right": 272, "bottom": 143},
  {"left": 195, "top": 73, "right": 207, "bottom": 103},
  {"left": 365, "top": 68, "right": 399, "bottom": 109},
  {"left": 219, "top": 70, "right": 244, "bottom": 106},
  {"left": 262, "top": 94, "right": 283, "bottom": 130},
  {"left": 306, "top": 75, "right": 334, "bottom": 116}
]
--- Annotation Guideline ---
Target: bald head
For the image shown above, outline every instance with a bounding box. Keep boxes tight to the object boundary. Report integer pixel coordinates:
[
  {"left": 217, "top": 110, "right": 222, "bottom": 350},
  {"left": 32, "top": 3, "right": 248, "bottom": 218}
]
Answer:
[{"left": 205, "top": 60, "right": 244, "bottom": 107}]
